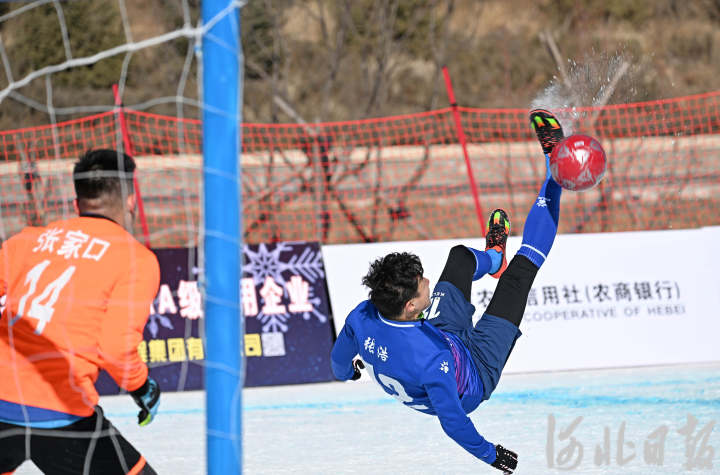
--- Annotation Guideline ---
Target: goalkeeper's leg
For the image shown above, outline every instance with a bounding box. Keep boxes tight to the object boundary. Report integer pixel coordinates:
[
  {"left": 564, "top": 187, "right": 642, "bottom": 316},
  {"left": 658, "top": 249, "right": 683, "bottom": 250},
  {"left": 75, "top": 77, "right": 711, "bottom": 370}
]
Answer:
[
  {"left": 1, "top": 407, "right": 157, "bottom": 474},
  {"left": 0, "top": 421, "right": 26, "bottom": 474}
]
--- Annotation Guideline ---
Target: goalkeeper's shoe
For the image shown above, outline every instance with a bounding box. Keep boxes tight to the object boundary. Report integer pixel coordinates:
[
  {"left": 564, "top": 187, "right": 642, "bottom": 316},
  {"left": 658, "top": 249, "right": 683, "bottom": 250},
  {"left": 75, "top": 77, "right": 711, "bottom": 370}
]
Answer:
[
  {"left": 529, "top": 109, "right": 565, "bottom": 155},
  {"left": 486, "top": 209, "right": 510, "bottom": 279}
]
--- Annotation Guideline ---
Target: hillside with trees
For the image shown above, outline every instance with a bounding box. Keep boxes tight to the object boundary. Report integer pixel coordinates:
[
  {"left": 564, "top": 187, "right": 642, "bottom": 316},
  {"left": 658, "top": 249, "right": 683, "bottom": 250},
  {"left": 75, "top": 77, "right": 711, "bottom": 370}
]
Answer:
[{"left": 0, "top": 0, "right": 719, "bottom": 130}]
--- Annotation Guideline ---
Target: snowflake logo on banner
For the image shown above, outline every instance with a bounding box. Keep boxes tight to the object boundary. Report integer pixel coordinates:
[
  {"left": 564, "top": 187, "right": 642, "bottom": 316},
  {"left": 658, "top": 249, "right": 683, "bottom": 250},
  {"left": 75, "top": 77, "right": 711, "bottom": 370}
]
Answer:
[
  {"left": 147, "top": 301, "right": 174, "bottom": 338},
  {"left": 243, "top": 243, "right": 328, "bottom": 333}
]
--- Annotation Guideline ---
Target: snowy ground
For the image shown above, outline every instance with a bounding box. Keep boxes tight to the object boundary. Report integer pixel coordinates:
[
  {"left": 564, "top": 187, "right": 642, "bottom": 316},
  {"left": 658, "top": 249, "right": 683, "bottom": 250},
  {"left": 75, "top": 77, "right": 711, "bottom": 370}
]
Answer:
[{"left": 13, "top": 362, "right": 720, "bottom": 474}]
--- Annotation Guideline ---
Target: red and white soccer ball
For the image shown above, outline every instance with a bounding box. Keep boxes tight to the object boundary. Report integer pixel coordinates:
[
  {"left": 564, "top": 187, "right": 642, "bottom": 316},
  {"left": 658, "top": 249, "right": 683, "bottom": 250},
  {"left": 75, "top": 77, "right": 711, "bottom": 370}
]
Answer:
[{"left": 549, "top": 134, "right": 607, "bottom": 191}]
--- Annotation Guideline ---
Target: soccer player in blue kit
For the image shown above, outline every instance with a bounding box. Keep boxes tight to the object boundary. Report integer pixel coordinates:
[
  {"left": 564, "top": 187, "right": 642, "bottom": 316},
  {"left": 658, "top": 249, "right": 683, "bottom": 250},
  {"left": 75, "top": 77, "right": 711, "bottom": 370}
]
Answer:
[{"left": 331, "top": 109, "right": 565, "bottom": 474}]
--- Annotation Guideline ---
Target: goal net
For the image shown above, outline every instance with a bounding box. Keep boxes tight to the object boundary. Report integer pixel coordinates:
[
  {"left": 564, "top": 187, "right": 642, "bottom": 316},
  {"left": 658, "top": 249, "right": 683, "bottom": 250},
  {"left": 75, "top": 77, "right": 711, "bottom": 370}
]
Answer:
[
  {"left": 1, "top": 1, "right": 719, "bottom": 474},
  {"left": 0, "top": 0, "right": 244, "bottom": 473}
]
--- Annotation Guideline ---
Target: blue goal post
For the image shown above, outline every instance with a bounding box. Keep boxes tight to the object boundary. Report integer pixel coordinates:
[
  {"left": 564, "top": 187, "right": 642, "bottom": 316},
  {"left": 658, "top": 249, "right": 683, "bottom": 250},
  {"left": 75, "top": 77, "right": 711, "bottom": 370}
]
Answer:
[{"left": 202, "top": 1, "right": 244, "bottom": 474}]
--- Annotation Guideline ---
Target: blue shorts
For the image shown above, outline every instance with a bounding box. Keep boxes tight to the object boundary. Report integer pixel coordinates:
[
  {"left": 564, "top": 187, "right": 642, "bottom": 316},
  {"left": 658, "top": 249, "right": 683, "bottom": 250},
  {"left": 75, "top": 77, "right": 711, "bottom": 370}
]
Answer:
[{"left": 428, "top": 281, "right": 521, "bottom": 400}]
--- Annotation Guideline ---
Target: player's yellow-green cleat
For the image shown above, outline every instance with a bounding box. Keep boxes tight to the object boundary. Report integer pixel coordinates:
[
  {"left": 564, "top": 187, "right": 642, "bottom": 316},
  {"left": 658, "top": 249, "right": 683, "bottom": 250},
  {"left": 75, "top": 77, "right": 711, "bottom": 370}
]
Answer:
[
  {"left": 530, "top": 109, "right": 565, "bottom": 155},
  {"left": 485, "top": 209, "right": 510, "bottom": 279}
]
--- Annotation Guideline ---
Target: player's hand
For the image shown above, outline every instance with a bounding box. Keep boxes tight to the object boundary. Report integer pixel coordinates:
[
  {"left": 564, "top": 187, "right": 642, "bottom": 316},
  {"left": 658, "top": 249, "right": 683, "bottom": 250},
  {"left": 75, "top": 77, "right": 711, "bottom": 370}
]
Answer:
[
  {"left": 350, "top": 359, "right": 364, "bottom": 380},
  {"left": 130, "top": 377, "right": 160, "bottom": 426},
  {"left": 490, "top": 444, "right": 517, "bottom": 474}
]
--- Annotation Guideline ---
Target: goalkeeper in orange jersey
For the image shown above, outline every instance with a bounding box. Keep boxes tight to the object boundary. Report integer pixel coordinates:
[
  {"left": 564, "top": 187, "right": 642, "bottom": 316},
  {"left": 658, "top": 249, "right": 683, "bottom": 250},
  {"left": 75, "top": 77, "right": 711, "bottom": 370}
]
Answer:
[{"left": 0, "top": 150, "right": 161, "bottom": 474}]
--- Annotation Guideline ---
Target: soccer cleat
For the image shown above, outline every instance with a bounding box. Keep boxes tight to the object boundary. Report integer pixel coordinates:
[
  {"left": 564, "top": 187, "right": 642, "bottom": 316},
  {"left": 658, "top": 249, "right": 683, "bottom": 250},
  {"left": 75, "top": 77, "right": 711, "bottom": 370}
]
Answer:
[
  {"left": 529, "top": 109, "right": 565, "bottom": 155},
  {"left": 485, "top": 209, "right": 510, "bottom": 279}
]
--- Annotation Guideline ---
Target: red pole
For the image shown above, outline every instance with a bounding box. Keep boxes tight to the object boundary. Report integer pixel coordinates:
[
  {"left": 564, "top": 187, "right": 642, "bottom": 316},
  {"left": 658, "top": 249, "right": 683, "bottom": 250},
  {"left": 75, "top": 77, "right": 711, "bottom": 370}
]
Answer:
[
  {"left": 442, "top": 66, "right": 486, "bottom": 237},
  {"left": 112, "top": 84, "right": 151, "bottom": 248}
]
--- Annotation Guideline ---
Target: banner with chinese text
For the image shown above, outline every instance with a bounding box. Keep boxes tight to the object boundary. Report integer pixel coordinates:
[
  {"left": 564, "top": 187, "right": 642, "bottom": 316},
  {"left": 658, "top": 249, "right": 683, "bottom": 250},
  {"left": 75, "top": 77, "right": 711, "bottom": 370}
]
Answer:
[
  {"left": 97, "top": 248, "right": 204, "bottom": 394},
  {"left": 242, "top": 242, "right": 335, "bottom": 386},
  {"left": 323, "top": 227, "right": 720, "bottom": 373},
  {"left": 97, "top": 242, "right": 337, "bottom": 394}
]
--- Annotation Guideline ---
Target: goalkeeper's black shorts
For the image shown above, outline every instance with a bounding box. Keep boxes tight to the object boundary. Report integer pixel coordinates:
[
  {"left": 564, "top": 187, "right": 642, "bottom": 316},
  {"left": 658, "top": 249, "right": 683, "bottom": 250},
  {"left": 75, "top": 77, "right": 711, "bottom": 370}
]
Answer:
[{"left": 0, "top": 406, "right": 156, "bottom": 475}]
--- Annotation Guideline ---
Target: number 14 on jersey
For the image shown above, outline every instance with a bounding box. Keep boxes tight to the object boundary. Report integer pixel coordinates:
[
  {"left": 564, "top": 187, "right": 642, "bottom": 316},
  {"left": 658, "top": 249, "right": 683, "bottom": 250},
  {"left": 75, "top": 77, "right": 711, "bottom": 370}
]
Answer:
[{"left": 10, "top": 260, "right": 76, "bottom": 335}]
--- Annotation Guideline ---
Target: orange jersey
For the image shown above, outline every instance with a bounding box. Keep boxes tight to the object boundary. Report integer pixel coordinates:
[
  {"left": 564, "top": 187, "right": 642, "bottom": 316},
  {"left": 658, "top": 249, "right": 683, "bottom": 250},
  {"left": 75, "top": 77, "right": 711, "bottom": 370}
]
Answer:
[{"left": 0, "top": 216, "right": 160, "bottom": 417}]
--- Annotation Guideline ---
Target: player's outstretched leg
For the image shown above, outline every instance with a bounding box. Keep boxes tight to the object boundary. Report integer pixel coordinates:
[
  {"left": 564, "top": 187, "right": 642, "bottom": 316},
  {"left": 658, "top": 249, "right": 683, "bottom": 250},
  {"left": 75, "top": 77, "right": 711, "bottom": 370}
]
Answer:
[
  {"left": 483, "top": 170, "right": 562, "bottom": 328},
  {"left": 483, "top": 108, "right": 565, "bottom": 327},
  {"left": 518, "top": 109, "right": 565, "bottom": 268},
  {"left": 438, "top": 209, "right": 510, "bottom": 303},
  {"left": 530, "top": 108, "right": 565, "bottom": 157},
  {"left": 465, "top": 111, "right": 566, "bottom": 399},
  {"left": 437, "top": 245, "right": 477, "bottom": 302},
  {"left": 466, "top": 209, "right": 510, "bottom": 281},
  {"left": 516, "top": 176, "right": 561, "bottom": 268},
  {"left": 485, "top": 209, "right": 510, "bottom": 278}
]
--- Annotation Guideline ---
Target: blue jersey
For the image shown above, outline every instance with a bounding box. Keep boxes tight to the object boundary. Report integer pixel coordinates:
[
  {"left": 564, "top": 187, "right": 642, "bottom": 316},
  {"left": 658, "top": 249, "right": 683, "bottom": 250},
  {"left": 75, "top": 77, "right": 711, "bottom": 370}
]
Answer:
[{"left": 331, "top": 300, "right": 496, "bottom": 464}]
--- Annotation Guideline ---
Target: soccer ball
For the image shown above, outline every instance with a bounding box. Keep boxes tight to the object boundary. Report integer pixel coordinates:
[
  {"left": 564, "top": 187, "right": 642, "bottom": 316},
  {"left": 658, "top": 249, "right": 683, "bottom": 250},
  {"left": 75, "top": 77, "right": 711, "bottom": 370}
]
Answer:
[{"left": 549, "top": 134, "right": 607, "bottom": 191}]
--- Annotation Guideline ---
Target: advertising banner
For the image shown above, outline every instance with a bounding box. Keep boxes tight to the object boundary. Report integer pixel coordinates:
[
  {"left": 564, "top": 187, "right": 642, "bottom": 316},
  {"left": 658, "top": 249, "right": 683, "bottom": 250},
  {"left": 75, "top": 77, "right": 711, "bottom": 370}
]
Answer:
[
  {"left": 97, "top": 242, "right": 335, "bottom": 394},
  {"left": 97, "top": 248, "right": 203, "bottom": 394},
  {"left": 323, "top": 227, "right": 720, "bottom": 373},
  {"left": 242, "top": 241, "right": 335, "bottom": 386}
]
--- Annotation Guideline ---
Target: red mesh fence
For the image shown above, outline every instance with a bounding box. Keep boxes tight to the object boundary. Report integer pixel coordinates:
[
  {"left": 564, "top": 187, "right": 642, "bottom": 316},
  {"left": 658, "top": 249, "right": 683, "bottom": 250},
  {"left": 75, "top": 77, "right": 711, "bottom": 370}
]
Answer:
[{"left": 1, "top": 91, "right": 719, "bottom": 247}]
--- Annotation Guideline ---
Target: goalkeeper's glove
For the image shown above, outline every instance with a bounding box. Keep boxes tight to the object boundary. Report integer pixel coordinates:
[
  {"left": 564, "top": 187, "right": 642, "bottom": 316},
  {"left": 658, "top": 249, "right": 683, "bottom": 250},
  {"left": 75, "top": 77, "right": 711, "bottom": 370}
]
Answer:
[
  {"left": 490, "top": 444, "right": 518, "bottom": 474},
  {"left": 130, "top": 377, "right": 160, "bottom": 426},
  {"left": 350, "top": 359, "right": 364, "bottom": 381}
]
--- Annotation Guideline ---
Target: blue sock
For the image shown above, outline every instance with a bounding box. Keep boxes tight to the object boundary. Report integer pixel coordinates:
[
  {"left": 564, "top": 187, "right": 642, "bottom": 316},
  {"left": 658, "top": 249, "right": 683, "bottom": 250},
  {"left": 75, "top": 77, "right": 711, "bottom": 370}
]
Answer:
[
  {"left": 544, "top": 153, "right": 552, "bottom": 180},
  {"left": 467, "top": 247, "right": 501, "bottom": 280},
  {"left": 517, "top": 159, "right": 562, "bottom": 269}
]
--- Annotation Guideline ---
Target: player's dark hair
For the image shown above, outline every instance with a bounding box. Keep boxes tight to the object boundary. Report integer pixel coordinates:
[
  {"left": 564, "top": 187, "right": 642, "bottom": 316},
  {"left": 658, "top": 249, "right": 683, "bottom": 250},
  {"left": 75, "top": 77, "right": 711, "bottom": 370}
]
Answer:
[
  {"left": 362, "top": 252, "right": 423, "bottom": 319},
  {"left": 73, "top": 149, "right": 135, "bottom": 201}
]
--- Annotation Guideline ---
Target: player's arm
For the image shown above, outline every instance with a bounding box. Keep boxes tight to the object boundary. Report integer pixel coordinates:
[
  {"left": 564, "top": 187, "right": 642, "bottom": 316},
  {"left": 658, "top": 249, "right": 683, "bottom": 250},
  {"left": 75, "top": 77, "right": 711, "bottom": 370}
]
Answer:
[
  {"left": 98, "top": 251, "right": 160, "bottom": 392},
  {"left": 330, "top": 318, "right": 360, "bottom": 381},
  {"left": 424, "top": 354, "right": 517, "bottom": 472}
]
